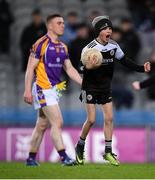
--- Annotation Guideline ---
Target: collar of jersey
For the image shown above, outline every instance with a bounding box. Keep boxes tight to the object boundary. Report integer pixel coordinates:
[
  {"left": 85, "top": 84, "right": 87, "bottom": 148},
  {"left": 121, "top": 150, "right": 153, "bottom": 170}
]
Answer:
[
  {"left": 46, "top": 34, "right": 60, "bottom": 44},
  {"left": 95, "top": 38, "right": 108, "bottom": 46}
]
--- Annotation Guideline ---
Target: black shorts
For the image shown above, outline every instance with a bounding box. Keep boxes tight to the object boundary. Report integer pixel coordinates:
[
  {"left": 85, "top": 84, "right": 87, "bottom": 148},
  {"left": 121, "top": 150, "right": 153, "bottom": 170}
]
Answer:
[{"left": 79, "top": 90, "right": 112, "bottom": 104}]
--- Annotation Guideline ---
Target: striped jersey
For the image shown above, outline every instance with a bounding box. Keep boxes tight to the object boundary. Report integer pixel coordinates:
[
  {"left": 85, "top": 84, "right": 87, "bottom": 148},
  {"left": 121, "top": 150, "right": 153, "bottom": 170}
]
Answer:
[
  {"left": 31, "top": 34, "right": 69, "bottom": 89},
  {"left": 81, "top": 39, "right": 125, "bottom": 91}
]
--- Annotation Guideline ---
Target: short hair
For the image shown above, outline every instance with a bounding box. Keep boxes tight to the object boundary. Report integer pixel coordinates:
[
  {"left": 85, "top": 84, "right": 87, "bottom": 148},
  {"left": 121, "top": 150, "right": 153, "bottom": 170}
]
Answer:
[
  {"left": 32, "top": 9, "right": 41, "bottom": 16},
  {"left": 76, "top": 22, "right": 88, "bottom": 30},
  {"left": 46, "top": 14, "right": 62, "bottom": 23},
  {"left": 121, "top": 17, "right": 132, "bottom": 24},
  {"left": 67, "top": 11, "right": 78, "bottom": 17}
]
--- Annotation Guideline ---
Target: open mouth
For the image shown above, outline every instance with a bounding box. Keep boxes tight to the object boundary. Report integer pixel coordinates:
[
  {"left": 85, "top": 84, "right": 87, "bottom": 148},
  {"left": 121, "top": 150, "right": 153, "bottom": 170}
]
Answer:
[{"left": 106, "top": 34, "right": 111, "bottom": 38}]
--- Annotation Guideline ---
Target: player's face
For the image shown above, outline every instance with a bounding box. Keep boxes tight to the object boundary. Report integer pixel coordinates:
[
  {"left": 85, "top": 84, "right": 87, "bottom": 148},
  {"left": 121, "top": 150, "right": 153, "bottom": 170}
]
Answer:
[
  {"left": 99, "top": 27, "right": 112, "bottom": 43},
  {"left": 48, "top": 17, "right": 65, "bottom": 36}
]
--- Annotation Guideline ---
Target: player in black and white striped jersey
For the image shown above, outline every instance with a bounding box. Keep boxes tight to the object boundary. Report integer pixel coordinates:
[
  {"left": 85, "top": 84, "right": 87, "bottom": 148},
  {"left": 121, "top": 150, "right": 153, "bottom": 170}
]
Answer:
[{"left": 75, "top": 15, "right": 151, "bottom": 166}]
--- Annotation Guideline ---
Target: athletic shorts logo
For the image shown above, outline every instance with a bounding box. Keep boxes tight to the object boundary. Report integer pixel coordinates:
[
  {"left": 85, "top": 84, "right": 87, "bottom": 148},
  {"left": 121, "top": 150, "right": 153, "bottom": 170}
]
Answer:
[
  {"left": 87, "top": 94, "right": 93, "bottom": 101},
  {"left": 37, "top": 90, "right": 44, "bottom": 99}
]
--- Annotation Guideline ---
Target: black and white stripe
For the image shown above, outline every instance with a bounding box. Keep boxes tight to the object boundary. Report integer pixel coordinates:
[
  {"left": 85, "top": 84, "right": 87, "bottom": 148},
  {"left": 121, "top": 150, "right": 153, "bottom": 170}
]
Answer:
[{"left": 87, "top": 40, "right": 97, "bottom": 48}]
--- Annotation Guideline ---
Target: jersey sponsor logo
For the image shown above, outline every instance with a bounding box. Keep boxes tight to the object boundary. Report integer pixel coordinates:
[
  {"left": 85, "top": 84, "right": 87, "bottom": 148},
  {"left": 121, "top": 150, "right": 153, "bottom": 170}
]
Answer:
[
  {"left": 102, "top": 58, "right": 114, "bottom": 63},
  {"left": 48, "top": 63, "right": 62, "bottom": 68}
]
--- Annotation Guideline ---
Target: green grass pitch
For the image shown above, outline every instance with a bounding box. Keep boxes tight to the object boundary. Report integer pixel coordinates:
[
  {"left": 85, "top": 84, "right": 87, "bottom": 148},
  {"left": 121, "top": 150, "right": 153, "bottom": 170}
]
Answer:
[{"left": 0, "top": 162, "right": 155, "bottom": 179}]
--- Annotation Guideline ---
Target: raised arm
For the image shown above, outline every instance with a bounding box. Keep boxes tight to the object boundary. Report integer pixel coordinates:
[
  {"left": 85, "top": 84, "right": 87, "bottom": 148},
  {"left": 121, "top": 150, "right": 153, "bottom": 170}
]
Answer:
[
  {"left": 118, "top": 56, "right": 151, "bottom": 73},
  {"left": 114, "top": 41, "right": 151, "bottom": 73}
]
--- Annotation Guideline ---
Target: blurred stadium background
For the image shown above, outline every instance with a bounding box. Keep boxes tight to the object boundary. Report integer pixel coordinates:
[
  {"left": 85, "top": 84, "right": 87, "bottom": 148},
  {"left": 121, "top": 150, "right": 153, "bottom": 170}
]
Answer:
[{"left": 0, "top": 0, "right": 155, "bottom": 165}]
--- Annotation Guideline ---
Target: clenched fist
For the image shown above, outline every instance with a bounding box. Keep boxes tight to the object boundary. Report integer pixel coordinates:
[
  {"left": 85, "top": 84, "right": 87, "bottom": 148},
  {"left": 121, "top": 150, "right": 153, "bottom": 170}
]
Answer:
[{"left": 144, "top": 62, "right": 151, "bottom": 72}]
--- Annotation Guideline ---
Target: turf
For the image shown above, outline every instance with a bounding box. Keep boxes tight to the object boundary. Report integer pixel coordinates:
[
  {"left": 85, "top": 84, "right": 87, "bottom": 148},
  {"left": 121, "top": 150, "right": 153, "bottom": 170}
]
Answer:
[{"left": 0, "top": 162, "right": 155, "bottom": 179}]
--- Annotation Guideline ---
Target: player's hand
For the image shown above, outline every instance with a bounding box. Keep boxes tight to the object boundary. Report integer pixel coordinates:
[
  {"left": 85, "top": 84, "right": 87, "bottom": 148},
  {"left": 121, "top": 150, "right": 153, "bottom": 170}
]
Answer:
[
  {"left": 132, "top": 81, "right": 141, "bottom": 90},
  {"left": 144, "top": 62, "right": 151, "bottom": 72},
  {"left": 85, "top": 57, "right": 94, "bottom": 69},
  {"left": 85, "top": 55, "right": 100, "bottom": 69},
  {"left": 24, "top": 90, "right": 33, "bottom": 104}
]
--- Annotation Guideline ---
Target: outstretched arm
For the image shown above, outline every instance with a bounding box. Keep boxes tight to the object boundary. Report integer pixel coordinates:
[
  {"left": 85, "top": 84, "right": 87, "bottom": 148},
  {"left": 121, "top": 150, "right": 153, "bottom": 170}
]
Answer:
[
  {"left": 118, "top": 56, "right": 151, "bottom": 72},
  {"left": 63, "top": 59, "right": 82, "bottom": 85}
]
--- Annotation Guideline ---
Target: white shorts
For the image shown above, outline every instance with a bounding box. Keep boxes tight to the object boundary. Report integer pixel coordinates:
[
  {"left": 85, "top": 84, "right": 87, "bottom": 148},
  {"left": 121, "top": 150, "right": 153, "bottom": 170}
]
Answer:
[{"left": 32, "top": 83, "right": 59, "bottom": 110}]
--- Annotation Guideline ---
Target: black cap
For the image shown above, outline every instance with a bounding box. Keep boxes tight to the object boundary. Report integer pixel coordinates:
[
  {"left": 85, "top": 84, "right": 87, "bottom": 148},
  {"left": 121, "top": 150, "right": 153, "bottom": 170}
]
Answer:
[{"left": 92, "top": 16, "right": 113, "bottom": 36}]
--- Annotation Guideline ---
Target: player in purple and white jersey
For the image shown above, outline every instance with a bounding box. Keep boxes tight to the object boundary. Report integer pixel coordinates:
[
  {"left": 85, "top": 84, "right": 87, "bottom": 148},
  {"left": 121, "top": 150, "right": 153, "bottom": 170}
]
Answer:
[{"left": 24, "top": 14, "right": 82, "bottom": 166}]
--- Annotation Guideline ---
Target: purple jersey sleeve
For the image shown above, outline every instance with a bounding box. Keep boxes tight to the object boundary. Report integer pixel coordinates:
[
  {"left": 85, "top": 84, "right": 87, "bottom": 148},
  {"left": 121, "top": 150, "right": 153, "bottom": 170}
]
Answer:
[
  {"left": 62, "top": 42, "right": 69, "bottom": 60},
  {"left": 31, "top": 41, "right": 44, "bottom": 60}
]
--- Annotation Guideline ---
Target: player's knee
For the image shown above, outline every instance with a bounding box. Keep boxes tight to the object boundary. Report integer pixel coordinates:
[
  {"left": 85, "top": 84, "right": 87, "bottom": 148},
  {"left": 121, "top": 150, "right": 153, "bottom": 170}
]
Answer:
[
  {"left": 51, "top": 123, "right": 62, "bottom": 130},
  {"left": 57, "top": 120, "right": 63, "bottom": 129},
  {"left": 36, "top": 121, "right": 48, "bottom": 132},
  {"left": 40, "top": 123, "right": 48, "bottom": 132},
  {"left": 87, "top": 118, "right": 95, "bottom": 126},
  {"left": 51, "top": 118, "right": 63, "bottom": 129}
]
